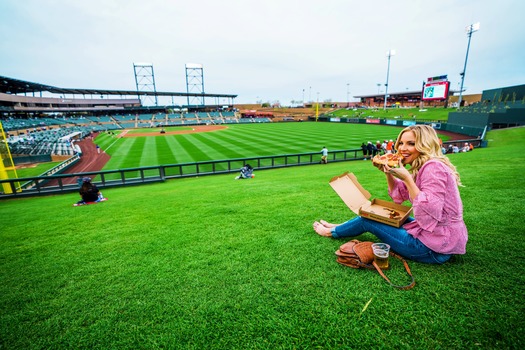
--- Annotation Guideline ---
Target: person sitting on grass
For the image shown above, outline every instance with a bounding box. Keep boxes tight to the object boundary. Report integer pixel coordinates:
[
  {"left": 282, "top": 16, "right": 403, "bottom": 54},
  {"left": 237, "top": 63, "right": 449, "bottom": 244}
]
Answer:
[
  {"left": 313, "top": 124, "right": 468, "bottom": 264},
  {"left": 75, "top": 177, "right": 104, "bottom": 206},
  {"left": 235, "top": 164, "right": 254, "bottom": 180}
]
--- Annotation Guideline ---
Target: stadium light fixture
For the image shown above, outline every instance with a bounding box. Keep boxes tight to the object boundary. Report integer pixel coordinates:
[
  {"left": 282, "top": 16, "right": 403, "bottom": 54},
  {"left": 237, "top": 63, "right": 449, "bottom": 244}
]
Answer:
[
  {"left": 384, "top": 49, "right": 396, "bottom": 110},
  {"left": 457, "top": 22, "right": 480, "bottom": 109}
]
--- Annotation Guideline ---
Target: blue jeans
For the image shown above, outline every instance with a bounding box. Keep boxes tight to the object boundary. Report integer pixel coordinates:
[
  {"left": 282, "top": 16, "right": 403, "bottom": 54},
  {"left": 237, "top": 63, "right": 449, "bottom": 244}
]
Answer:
[{"left": 331, "top": 217, "right": 451, "bottom": 264}]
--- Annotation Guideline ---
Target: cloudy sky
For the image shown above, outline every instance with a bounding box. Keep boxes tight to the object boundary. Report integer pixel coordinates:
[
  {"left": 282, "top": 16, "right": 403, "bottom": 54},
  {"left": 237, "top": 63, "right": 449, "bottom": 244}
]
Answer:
[{"left": 1, "top": 0, "right": 524, "bottom": 105}]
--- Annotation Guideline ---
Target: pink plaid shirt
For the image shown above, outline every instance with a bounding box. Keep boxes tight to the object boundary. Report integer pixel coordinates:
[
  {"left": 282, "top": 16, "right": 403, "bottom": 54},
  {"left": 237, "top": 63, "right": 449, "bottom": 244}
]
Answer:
[{"left": 389, "top": 160, "right": 468, "bottom": 254}]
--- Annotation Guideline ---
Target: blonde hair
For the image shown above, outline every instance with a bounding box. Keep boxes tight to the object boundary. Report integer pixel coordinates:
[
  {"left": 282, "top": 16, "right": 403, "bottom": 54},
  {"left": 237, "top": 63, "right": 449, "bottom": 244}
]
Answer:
[{"left": 395, "top": 125, "right": 462, "bottom": 185}]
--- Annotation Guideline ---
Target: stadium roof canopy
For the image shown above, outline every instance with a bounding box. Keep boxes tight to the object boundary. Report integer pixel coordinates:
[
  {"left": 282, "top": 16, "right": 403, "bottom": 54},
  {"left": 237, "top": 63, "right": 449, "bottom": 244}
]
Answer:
[{"left": 0, "top": 75, "right": 237, "bottom": 98}]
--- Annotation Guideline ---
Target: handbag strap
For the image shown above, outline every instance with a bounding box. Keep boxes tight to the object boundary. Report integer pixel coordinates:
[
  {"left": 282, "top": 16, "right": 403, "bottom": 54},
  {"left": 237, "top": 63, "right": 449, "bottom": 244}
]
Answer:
[{"left": 372, "top": 252, "right": 416, "bottom": 290}]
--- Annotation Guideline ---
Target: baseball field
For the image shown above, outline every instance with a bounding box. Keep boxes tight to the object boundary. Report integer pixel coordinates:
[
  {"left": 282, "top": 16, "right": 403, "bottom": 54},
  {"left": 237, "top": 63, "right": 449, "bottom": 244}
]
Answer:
[
  {"left": 95, "top": 122, "right": 422, "bottom": 170},
  {"left": 1, "top": 123, "right": 524, "bottom": 349}
]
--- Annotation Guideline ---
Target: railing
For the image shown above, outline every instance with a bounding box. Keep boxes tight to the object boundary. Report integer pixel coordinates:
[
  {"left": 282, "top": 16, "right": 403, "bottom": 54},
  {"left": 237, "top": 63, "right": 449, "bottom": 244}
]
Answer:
[
  {"left": 0, "top": 149, "right": 364, "bottom": 199},
  {"left": 0, "top": 138, "right": 481, "bottom": 199}
]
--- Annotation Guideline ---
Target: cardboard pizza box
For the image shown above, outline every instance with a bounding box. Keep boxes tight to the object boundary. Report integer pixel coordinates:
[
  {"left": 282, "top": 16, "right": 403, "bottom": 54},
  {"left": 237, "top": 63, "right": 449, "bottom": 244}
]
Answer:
[{"left": 329, "top": 172, "right": 412, "bottom": 228}]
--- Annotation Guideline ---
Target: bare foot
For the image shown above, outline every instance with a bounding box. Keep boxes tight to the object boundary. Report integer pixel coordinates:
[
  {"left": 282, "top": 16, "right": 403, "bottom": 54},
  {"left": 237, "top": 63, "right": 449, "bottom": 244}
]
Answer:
[
  {"left": 320, "top": 220, "right": 339, "bottom": 228},
  {"left": 313, "top": 221, "right": 332, "bottom": 237}
]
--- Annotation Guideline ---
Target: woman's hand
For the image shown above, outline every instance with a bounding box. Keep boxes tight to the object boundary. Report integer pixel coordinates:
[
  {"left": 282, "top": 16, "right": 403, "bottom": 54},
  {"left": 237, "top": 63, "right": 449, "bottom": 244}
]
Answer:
[
  {"left": 383, "top": 159, "right": 410, "bottom": 182},
  {"left": 384, "top": 159, "right": 420, "bottom": 199}
]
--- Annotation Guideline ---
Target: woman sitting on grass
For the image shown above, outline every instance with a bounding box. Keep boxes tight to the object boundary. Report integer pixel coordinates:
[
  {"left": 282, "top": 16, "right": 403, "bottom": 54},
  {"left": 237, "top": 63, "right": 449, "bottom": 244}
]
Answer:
[{"left": 313, "top": 125, "right": 468, "bottom": 264}]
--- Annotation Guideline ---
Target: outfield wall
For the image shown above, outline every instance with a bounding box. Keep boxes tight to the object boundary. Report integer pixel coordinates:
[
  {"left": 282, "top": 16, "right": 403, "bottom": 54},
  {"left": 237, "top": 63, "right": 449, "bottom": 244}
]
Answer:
[{"left": 310, "top": 115, "right": 485, "bottom": 139}]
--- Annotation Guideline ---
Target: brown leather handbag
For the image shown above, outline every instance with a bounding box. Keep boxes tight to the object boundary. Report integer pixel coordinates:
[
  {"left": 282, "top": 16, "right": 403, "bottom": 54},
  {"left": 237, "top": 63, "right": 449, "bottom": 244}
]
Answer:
[{"left": 335, "top": 240, "right": 415, "bottom": 290}]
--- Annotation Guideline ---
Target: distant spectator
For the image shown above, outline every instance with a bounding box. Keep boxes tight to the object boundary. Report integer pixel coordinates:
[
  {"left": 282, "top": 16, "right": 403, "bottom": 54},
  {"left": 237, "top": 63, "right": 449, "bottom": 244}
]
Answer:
[
  {"left": 462, "top": 142, "right": 470, "bottom": 152},
  {"left": 452, "top": 145, "right": 460, "bottom": 153},
  {"left": 75, "top": 177, "right": 104, "bottom": 206},
  {"left": 375, "top": 140, "right": 383, "bottom": 154},
  {"left": 361, "top": 142, "right": 368, "bottom": 160},
  {"left": 235, "top": 164, "right": 254, "bottom": 180},
  {"left": 386, "top": 139, "right": 394, "bottom": 154},
  {"left": 321, "top": 146, "right": 328, "bottom": 164},
  {"left": 381, "top": 140, "right": 387, "bottom": 154},
  {"left": 367, "top": 141, "right": 378, "bottom": 157}
]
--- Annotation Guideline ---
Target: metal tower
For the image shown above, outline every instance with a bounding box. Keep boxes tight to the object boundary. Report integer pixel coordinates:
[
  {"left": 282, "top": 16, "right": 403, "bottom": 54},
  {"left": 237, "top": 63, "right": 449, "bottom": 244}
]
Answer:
[
  {"left": 185, "top": 63, "right": 205, "bottom": 107},
  {"left": 133, "top": 63, "right": 158, "bottom": 106}
]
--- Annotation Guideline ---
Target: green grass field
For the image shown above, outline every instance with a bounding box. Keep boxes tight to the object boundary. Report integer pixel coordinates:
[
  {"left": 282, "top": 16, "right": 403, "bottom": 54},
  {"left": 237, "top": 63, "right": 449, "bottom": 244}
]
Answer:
[
  {"left": 1, "top": 124, "right": 524, "bottom": 349},
  {"left": 96, "top": 123, "right": 457, "bottom": 171},
  {"left": 14, "top": 161, "right": 62, "bottom": 178},
  {"left": 328, "top": 106, "right": 454, "bottom": 121}
]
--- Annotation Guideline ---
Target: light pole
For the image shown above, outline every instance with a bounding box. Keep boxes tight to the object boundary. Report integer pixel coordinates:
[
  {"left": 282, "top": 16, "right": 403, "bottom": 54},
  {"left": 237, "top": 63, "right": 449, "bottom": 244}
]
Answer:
[
  {"left": 302, "top": 89, "right": 305, "bottom": 106},
  {"left": 457, "top": 22, "right": 480, "bottom": 109},
  {"left": 315, "top": 92, "right": 320, "bottom": 121},
  {"left": 346, "top": 83, "right": 350, "bottom": 106},
  {"left": 384, "top": 49, "right": 395, "bottom": 110}
]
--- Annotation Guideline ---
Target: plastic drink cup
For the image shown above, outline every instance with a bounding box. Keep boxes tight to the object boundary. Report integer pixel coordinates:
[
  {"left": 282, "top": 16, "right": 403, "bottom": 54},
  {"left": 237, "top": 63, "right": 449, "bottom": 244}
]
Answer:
[{"left": 372, "top": 243, "right": 390, "bottom": 269}]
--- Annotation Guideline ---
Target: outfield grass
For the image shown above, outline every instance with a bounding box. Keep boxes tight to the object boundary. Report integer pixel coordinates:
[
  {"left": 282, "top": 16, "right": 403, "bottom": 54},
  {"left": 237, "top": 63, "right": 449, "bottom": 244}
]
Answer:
[
  {"left": 96, "top": 122, "right": 457, "bottom": 171},
  {"left": 328, "top": 107, "right": 454, "bottom": 121},
  {"left": 14, "top": 161, "right": 62, "bottom": 178},
  {"left": 1, "top": 126, "right": 523, "bottom": 349}
]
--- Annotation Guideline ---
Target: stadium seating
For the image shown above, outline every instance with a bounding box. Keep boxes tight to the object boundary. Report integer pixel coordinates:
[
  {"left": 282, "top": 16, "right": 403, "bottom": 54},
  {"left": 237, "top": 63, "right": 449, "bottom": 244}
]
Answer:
[{"left": 3, "top": 110, "right": 273, "bottom": 158}]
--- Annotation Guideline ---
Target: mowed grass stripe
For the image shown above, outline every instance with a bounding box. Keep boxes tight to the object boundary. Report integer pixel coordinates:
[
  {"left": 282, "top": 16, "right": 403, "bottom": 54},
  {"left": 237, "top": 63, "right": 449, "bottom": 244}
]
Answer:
[
  {"left": 294, "top": 123, "right": 401, "bottom": 147},
  {"left": 176, "top": 134, "right": 213, "bottom": 162},
  {"left": 225, "top": 124, "right": 343, "bottom": 154},
  {"left": 125, "top": 137, "right": 147, "bottom": 167},
  {"left": 225, "top": 123, "right": 355, "bottom": 152},
  {"left": 189, "top": 133, "right": 245, "bottom": 159},
  {"left": 140, "top": 136, "right": 160, "bottom": 167},
  {"left": 196, "top": 131, "right": 273, "bottom": 158},
  {"left": 156, "top": 136, "right": 178, "bottom": 165},
  {"left": 181, "top": 133, "right": 236, "bottom": 160},
  {"left": 164, "top": 136, "right": 194, "bottom": 164},
  {"left": 94, "top": 132, "right": 117, "bottom": 150},
  {"left": 223, "top": 126, "right": 300, "bottom": 155},
  {"left": 287, "top": 123, "right": 397, "bottom": 148},
  {"left": 103, "top": 137, "right": 142, "bottom": 169}
]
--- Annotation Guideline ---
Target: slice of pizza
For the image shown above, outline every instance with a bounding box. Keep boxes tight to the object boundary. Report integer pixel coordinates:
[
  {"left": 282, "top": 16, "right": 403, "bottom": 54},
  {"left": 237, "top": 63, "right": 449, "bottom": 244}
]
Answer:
[{"left": 372, "top": 153, "right": 403, "bottom": 167}]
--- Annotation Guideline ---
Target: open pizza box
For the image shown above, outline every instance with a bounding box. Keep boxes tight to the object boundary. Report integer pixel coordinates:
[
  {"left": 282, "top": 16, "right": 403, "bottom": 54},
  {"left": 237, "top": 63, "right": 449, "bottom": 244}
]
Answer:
[{"left": 329, "top": 172, "right": 412, "bottom": 228}]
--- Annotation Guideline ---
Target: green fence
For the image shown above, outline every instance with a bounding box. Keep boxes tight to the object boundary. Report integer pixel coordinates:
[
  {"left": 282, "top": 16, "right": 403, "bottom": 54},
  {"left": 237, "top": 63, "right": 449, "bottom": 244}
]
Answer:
[{"left": 0, "top": 149, "right": 364, "bottom": 199}]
